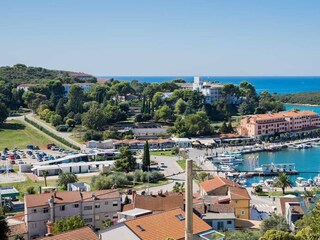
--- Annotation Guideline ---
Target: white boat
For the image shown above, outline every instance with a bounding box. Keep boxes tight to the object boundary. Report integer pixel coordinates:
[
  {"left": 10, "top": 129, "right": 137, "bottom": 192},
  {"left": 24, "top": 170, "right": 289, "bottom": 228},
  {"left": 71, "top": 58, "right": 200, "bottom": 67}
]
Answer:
[
  {"left": 221, "top": 152, "right": 242, "bottom": 157},
  {"left": 251, "top": 180, "right": 265, "bottom": 188},
  {"left": 296, "top": 177, "right": 310, "bottom": 187},
  {"left": 264, "top": 179, "right": 274, "bottom": 188},
  {"left": 308, "top": 178, "right": 316, "bottom": 186},
  {"left": 220, "top": 165, "right": 235, "bottom": 172},
  {"left": 314, "top": 174, "right": 320, "bottom": 186}
]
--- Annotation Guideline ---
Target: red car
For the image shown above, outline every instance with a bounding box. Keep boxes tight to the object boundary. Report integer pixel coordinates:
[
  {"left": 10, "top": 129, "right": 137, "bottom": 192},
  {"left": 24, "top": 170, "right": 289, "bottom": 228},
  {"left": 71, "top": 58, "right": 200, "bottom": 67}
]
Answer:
[
  {"left": 10, "top": 160, "right": 16, "bottom": 164},
  {"left": 8, "top": 154, "right": 15, "bottom": 160}
]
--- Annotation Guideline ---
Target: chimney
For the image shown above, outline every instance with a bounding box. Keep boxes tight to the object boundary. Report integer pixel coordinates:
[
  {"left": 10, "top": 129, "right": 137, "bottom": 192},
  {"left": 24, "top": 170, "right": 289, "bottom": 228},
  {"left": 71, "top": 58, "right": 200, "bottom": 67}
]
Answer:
[
  {"left": 48, "top": 196, "right": 55, "bottom": 222},
  {"left": 46, "top": 221, "right": 53, "bottom": 236},
  {"left": 92, "top": 194, "right": 96, "bottom": 201}
]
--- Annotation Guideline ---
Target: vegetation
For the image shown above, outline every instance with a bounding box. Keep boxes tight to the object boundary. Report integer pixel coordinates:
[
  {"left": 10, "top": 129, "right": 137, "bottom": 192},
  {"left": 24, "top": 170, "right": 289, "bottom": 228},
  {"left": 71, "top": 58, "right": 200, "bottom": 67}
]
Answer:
[
  {"left": 0, "top": 120, "right": 62, "bottom": 150},
  {"left": 113, "top": 147, "right": 136, "bottom": 173},
  {"left": 0, "top": 102, "right": 9, "bottom": 124},
  {"left": 0, "top": 207, "right": 9, "bottom": 240},
  {"left": 24, "top": 117, "right": 80, "bottom": 150},
  {"left": 150, "top": 150, "right": 176, "bottom": 156},
  {"left": 142, "top": 141, "right": 150, "bottom": 171},
  {"left": 53, "top": 215, "right": 85, "bottom": 234},
  {"left": 274, "top": 91, "right": 320, "bottom": 105},
  {"left": 260, "top": 214, "right": 290, "bottom": 234},
  {"left": 224, "top": 230, "right": 260, "bottom": 240},
  {"left": 260, "top": 230, "right": 296, "bottom": 240},
  {"left": 57, "top": 173, "right": 79, "bottom": 190},
  {"left": 274, "top": 173, "right": 293, "bottom": 194},
  {"left": 26, "top": 186, "right": 36, "bottom": 195}
]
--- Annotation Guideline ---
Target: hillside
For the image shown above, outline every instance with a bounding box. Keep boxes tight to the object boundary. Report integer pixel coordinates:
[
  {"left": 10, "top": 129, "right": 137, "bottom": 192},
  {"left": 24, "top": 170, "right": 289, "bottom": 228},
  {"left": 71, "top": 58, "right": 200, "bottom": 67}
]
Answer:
[
  {"left": 0, "top": 64, "right": 94, "bottom": 85},
  {"left": 274, "top": 91, "right": 320, "bottom": 105}
]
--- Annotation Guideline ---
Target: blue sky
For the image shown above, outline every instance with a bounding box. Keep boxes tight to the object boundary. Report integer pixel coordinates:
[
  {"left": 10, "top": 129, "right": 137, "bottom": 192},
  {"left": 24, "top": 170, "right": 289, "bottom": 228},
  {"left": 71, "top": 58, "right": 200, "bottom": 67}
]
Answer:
[{"left": 0, "top": 0, "right": 320, "bottom": 76}]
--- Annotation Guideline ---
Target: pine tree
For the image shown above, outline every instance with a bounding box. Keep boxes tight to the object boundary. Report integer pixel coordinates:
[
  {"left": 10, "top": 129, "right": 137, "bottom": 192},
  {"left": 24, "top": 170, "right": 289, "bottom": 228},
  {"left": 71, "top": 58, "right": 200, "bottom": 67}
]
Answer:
[
  {"left": 142, "top": 141, "right": 150, "bottom": 171},
  {"left": 220, "top": 121, "right": 228, "bottom": 134},
  {"left": 227, "top": 120, "right": 233, "bottom": 133}
]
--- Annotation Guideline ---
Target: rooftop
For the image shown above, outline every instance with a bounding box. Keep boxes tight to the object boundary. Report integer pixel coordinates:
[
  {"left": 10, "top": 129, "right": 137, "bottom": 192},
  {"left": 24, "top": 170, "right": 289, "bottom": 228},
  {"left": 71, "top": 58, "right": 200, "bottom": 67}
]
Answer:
[
  {"left": 125, "top": 208, "right": 212, "bottom": 240},
  {"left": 279, "top": 197, "right": 299, "bottom": 215},
  {"left": 25, "top": 189, "right": 120, "bottom": 208},
  {"left": 229, "top": 186, "right": 251, "bottom": 200},
  {"left": 39, "top": 226, "right": 99, "bottom": 240},
  {"left": 202, "top": 212, "right": 236, "bottom": 220},
  {"left": 119, "top": 208, "right": 152, "bottom": 217},
  {"left": 200, "top": 176, "right": 240, "bottom": 193},
  {"left": 207, "top": 204, "right": 235, "bottom": 213}
]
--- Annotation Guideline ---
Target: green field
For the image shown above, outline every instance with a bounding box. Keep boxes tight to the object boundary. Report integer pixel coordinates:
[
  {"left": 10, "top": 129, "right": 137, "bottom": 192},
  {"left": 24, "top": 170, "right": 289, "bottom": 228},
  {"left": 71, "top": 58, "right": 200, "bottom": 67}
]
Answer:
[
  {"left": 0, "top": 120, "right": 63, "bottom": 150},
  {"left": 150, "top": 150, "right": 175, "bottom": 157}
]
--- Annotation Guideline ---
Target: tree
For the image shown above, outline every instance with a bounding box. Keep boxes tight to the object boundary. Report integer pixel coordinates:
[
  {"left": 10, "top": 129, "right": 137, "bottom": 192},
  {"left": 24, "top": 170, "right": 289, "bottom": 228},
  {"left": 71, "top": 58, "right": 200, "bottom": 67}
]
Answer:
[
  {"left": 198, "top": 172, "right": 208, "bottom": 181},
  {"left": 50, "top": 114, "right": 62, "bottom": 126},
  {"left": 260, "top": 214, "right": 290, "bottom": 234},
  {"left": 124, "top": 195, "right": 131, "bottom": 204},
  {"left": 174, "top": 99, "right": 187, "bottom": 115},
  {"left": 274, "top": 173, "right": 293, "bottom": 194},
  {"left": 154, "top": 105, "right": 173, "bottom": 122},
  {"left": 55, "top": 98, "right": 67, "bottom": 118},
  {"left": 82, "top": 105, "right": 106, "bottom": 130},
  {"left": 53, "top": 215, "right": 85, "bottom": 234},
  {"left": 13, "top": 235, "right": 25, "bottom": 240},
  {"left": 66, "top": 118, "right": 76, "bottom": 127},
  {"left": 295, "top": 203, "right": 320, "bottom": 239},
  {"left": 259, "top": 230, "right": 296, "bottom": 240},
  {"left": 91, "top": 175, "right": 113, "bottom": 190},
  {"left": 220, "top": 121, "right": 228, "bottom": 134},
  {"left": 0, "top": 208, "right": 9, "bottom": 240},
  {"left": 113, "top": 147, "right": 136, "bottom": 173},
  {"left": 104, "top": 104, "right": 127, "bottom": 123},
  {"left": 0, "top": 102, "right": 9, "bottom": 124},
  {"left": 26, "top": 186, "right": 36, "bottom": 194},
  {"left": 172, "top": 182, "right": 185, "bottom": 192},
  {"left": 57, "top": 173, "right": 78, "bottom": 190},
  {"left": 42, "top": 170, "right": 48, "bottom": 187},
  {"left": 102, "top": 218, "right": 113, "bottom": 228},
  {"left": 142, "top": 141, "right": 150, "bottom": 171},
  {"left": 67, "top": 85, "right": 84, "bottom": 113}
]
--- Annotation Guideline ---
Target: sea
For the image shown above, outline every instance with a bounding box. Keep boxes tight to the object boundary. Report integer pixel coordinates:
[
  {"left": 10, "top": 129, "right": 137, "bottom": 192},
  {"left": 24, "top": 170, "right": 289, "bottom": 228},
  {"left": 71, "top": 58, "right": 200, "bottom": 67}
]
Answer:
[
  {"left": 101, "top": 75, "right": 320, "bottom": 186},
  {"left": 100, "top": 76, "right": 320, "bottom": 94}
]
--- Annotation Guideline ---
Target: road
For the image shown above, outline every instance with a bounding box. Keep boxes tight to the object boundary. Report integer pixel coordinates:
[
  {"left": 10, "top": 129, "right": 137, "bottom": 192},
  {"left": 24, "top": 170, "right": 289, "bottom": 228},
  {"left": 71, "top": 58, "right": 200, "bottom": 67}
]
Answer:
[
  {"left": 137, "top": 155, "right": 199, "bottom": 194},
  {"left": 20, "top": 114, "right": 86, "bottom": 150}
]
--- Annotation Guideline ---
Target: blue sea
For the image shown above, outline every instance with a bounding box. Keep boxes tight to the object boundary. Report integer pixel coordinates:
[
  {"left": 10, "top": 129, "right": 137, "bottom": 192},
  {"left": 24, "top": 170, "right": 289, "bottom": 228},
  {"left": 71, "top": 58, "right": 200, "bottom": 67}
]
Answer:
[{"left": 99, "top": 76, "right": 320, "bottom": 94}]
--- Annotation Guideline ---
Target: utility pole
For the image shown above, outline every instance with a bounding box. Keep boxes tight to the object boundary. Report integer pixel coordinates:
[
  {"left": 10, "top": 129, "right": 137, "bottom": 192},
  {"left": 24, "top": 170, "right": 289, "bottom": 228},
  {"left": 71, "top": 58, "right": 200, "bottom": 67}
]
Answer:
[{"left": 185, "top": 159, "right": 193, "bottom": 240}]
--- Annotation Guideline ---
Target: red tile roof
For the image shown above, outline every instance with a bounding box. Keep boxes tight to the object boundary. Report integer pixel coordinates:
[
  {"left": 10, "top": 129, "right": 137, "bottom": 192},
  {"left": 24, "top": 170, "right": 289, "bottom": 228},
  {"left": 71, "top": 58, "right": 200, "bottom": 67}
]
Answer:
[
  {"left": 133, "top": 192, "right": 184, "bottom": 212},
  {"left": 279, "top": 197, "right": 299, "bottom": 215},
  {"left": 200, "top": 176, "right": 239, "bottom": 193},
  {"left": 229, "top": 186, "right": 251, "bottom": 200},
  {"left": 208, "top": 204, "right": 235, "bottom": 213},
  {"left": 125, "top": 208, "right": 211, "bottom": 240},
  {"left": 38, "top": 226, "right": 99, "bottom": 240},
  {"left": 25, "top": 190, "right": 120, "bottom": 208}
]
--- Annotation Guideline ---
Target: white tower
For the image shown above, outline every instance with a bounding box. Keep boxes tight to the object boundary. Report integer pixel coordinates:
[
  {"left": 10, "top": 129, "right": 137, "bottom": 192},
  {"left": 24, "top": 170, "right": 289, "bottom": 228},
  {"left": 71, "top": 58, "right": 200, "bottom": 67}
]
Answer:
[{"left": 193, "top": 76, "right": 203, "bottom": 91}]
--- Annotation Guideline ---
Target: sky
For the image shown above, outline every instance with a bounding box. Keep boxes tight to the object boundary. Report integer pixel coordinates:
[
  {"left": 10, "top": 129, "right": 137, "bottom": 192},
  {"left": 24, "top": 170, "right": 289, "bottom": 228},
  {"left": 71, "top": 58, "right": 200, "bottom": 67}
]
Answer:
[{"left": 0, "top": 0, "right": 320, "bottom": 76}]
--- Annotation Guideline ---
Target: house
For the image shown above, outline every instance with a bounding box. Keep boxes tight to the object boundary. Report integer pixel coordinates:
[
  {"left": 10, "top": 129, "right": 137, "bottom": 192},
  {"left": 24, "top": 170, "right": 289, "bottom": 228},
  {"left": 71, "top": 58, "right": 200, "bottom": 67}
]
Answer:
[
  {"left": 171, "top": 137, "right": 193, "bottom": 148},
  {"left": 38, "top": 226, "right": 99, "bottom": 240},
  {"left": 86, "top": 140, "right": 114, "bottom": 149},
  {"left": 237, "top": 110, "right": 320, "bottom": 138},
  {"left": 201, "top": 204, "right": 236, "bottom": 231},
  {"left": 24, "top": 189, "right": 121, "bottom": 239},
  {"left": 99, "top": 208, "right": 222, "bottom": 240},
  {"left": 117, "top": 208, "right": 152, "bottom": 221},
  {"left": 285, "top": 202, "right": 305, "bottom": 231},
  {"left": 0, "top": 186, "right": 19, "bottom": 199},
  {"left": 17, "top": 84, "right": 35, "bottom": 92},
  {"left": 200, "top": 176, "right": 251, "bottom": 219},
  {"left": 7, "top": 214, "right": 28, "bottom": 240},
  {"left": 67, "top": 182, "right": 91, "bottom": 192},
  {"left": 123, "top": 191, "right": 184, "bottom": 213}
]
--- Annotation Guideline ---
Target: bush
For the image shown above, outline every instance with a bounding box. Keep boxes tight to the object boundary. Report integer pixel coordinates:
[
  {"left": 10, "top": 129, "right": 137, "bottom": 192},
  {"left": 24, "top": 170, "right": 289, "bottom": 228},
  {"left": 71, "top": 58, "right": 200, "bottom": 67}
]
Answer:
[
  {"left": 82, "top": 130, "right": 103, "bottom": 141},
  {"left": 91, "top": 175, "right": 113, "bottom": 190},
  {"left": 24, "top": 117, "right": 80, "bottom": 150},
  {"left": 26, "top": 186, "right": 36, "bottom": 194}
]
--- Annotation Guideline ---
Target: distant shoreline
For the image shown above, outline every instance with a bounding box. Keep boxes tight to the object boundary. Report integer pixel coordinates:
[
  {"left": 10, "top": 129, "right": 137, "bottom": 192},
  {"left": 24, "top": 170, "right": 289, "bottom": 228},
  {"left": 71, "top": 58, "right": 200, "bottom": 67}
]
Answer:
[{"left": 285, "top": 103, "right": 320, "bottom": 107}]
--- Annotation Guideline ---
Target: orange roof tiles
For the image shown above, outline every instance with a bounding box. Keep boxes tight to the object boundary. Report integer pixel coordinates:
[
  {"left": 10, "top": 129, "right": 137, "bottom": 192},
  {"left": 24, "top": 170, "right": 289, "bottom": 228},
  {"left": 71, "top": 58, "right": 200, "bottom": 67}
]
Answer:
[
  {"left": 125, "top": 208, "right": 211, "bottom": 240},
  {"left": 38, "top": 226, "right": 99, "bottom": 240},
  {"left": 133, "top": 192, "right": 184, "bottom": 211},
  {"left": 229, "top": 186, "right": 251, "bottom": 200},
  {"left": 200, "top": 176, "right": 239, "bottom": 193},
  {"left": 25, "top": 190, "right": 120, "bottom": 208},
  {"left": 250, "top": 110, "right": 318, "bottom": 122}
]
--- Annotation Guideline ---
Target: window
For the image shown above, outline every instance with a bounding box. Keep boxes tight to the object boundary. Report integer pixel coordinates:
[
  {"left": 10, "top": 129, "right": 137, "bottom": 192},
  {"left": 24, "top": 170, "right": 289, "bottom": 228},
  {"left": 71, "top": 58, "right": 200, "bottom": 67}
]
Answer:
[
  {"left": 84, "top": 206, "right": 92, "bottom": 211},
  {"left": 84, "top": 218, "right": 92, "bottom": 223},
  {"left": 227, "top": 220, "right": 232, "bottom": 225},
  {"left": 43, "top": 208, "right": 49, "bottom": 213},
  {"left": 95, "top": 203, "right": 100, "bottom": 209},
  {"left": 60, "top": 205, "right": 65, "bottom": 211},
  {"left": 33, "top": 209, "right": 37, "bottom": 213},
  {"left": 240, "top": 210, "right": 245, "bottom": 215},
  {"left": 113, "top": 214, "right": 117, "bottom": 219},
  {"left": 105, "top": 201, "right": 108, "bottom": 205},
  {"left": 74, "top": 204, "right": 79, "bottom": 208},
  {"left": 95, "top": 215, "right": 100, "bottom": 220},
  {"left": 113, "top": 201, "right": 118, "bottom": 207}
]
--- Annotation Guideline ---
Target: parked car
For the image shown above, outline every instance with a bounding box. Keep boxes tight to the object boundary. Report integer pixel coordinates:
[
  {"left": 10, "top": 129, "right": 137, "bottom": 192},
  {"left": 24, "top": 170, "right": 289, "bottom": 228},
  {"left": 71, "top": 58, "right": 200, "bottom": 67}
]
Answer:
[
  {"left": 51, "top": 146, "right": 60, "bottom": 151},
  {"left": 26, "top": 145, "right": 34, "bottom": 150},
  {"left": 8, "top": 154, "right": 15, "bottom": 160},
  {"left": 10, "top": 160, "right": 16, "bottom": 164},
  {"left": 47, "top": 143, "right": 56, "bottom": 150}
]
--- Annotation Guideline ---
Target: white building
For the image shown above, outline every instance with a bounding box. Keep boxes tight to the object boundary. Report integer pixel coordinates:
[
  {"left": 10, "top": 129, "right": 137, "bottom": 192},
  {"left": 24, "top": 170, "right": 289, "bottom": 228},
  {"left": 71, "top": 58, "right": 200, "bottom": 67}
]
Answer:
[
  {"left": 193, "top": 76, "right": 224, "bottom": 104},
  {"left": 86, "top": 140, "right": 114, "bottom": 149},
  {"left": 25, "top": 189, "right": 121, "bottom": 239}
]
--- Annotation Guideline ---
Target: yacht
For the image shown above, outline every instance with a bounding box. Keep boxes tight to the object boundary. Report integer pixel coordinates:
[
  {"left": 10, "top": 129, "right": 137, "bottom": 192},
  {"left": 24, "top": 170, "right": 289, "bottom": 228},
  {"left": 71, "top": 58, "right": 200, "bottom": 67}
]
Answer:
[
  {"left": 314, "top": 174, "right": 320, "bottom": 186},
  {"left": 221, "top": 152, "right": 242, "bottom": 158},
  {"left": 264, "top": 179, "right": 274, "bottom": 188},
  {"left": 220, "top": 165, "right": 235, "bottom": 172},
  {"left": 296, "top": 177, "right": 310, "bottom": 187}
]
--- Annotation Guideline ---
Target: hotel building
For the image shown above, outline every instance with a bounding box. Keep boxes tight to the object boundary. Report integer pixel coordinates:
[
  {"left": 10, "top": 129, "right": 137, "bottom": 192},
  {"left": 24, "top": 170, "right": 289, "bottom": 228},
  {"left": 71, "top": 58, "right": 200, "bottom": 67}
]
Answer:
[{"left": 237, "top": 110, "right": 320, "bottom": 138}]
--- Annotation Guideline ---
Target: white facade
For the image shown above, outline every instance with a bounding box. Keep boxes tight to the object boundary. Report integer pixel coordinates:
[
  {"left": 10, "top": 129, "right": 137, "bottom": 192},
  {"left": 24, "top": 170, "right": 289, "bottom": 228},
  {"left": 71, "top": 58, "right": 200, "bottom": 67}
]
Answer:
[{"left": 192, "top": 77, "right": 224, "bottom": 104}]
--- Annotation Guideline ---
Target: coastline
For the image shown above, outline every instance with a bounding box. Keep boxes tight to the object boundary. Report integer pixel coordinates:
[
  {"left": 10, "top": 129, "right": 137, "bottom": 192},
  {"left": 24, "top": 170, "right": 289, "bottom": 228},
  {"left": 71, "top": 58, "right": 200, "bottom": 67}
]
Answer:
[{"left": 285, "top": 103, "right": 320, "bottom": 107}]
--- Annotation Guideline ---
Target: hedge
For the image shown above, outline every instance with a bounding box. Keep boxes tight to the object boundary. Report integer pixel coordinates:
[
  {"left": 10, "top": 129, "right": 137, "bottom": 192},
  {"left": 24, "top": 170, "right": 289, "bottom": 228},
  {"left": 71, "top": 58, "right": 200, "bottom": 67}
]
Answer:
[{"left": 24, "top": 116, "right": 81, "bottom": 150}]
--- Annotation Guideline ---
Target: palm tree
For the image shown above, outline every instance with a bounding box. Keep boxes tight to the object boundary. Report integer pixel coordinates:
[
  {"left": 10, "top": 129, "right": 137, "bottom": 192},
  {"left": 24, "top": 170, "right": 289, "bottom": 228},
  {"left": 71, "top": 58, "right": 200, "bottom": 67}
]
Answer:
[
  {"left": 42, "top": 170, "right": 48, "bottom": 187},
  {"left": 274, "top": 173, "right": 293, "bottom": 194}
]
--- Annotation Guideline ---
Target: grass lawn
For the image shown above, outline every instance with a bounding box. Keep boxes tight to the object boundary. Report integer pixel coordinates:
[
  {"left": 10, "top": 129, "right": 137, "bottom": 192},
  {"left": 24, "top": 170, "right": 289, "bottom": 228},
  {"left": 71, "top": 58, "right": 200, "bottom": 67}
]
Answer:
[
  {"left": 133, "top": 180, "right": 169, "bottom": 190},
  {"left": 177, "top": 160, "right": 186, "bottom": 170},
  {"left": 34, "top": 115, "right": 56, "bottom": 130},
  {"left": 0, "top": 120, "right": 63, "bottom": 150},
  {"left": 150, "top": 150, "right": 175, "bottom": 157},
  {"left": 256, "top": 190, "right": 300, "bottom": 197}
]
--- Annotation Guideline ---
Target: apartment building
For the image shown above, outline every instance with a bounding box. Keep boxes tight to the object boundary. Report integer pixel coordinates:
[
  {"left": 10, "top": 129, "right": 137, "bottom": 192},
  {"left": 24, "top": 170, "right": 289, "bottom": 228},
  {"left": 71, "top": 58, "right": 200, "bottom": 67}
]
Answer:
[
  {"left": 193, "top": 76, "right": 224, "bottom": 104},
  {"left": 237, "top": 110, "right": 320, "bottom": 137},
  {"left": 24, "top": 189, "right": 121, "bottom": 239}
]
